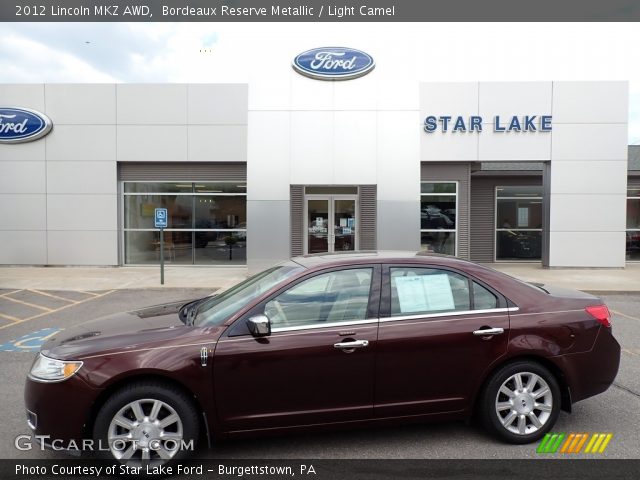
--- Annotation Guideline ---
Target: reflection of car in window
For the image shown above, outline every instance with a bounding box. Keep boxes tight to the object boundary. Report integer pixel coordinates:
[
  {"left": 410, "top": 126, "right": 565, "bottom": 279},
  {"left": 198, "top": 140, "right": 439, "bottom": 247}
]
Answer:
[
  {"left": 421, "top": 205, "right": 454, "bottom": 229},
  {"left": 627, "top": 232, "right": 640, "bottom": 251},
  {"left": 194, "top": 220, "right": 246, "bottom": 249},
  {"left": 498, "top": 230, "right": 541, "bottom": 259}
]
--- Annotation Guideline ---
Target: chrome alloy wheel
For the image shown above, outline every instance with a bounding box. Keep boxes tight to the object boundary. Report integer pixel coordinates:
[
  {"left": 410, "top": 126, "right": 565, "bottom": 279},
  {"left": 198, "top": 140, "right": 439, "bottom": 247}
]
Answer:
[
  {"left": 494, "top": 372, "right": 553, "bottom": 436},
  {"left": 107, "top": 398, "right": 183, "bottom": 464}
]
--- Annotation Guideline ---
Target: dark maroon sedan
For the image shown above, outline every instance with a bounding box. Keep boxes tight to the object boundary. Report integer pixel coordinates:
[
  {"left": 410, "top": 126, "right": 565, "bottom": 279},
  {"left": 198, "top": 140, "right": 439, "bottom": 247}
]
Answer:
[{"left": 24, "top": 252, "right": 620, "bottom": 463}]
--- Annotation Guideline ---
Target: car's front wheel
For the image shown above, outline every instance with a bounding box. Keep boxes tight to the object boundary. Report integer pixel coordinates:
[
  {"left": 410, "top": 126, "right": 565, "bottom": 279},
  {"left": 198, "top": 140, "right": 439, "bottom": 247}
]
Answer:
[
  {"left": 93, "top": 381, "right": 199, "bottom": 465},
  {"left": 479, "top": 361, "right": 561, "bottom": 444}
]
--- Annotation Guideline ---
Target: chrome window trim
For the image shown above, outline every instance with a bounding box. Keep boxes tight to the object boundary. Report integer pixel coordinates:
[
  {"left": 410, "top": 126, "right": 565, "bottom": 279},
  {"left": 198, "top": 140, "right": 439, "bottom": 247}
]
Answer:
[
  {"left": 508, "top": 308, "right": 582, "bottom": 317},
  {"left": 270, "top": 318, "right": 378, "bottom": 333},
  {"left": 219, "top": 322, "right": 380, "bottom": 343},
  {"left": 220, "top": 307, "right": 521, "bottom": 339},
  {"left": 380, "top": 307, "right": 519, "bottom": 323}
]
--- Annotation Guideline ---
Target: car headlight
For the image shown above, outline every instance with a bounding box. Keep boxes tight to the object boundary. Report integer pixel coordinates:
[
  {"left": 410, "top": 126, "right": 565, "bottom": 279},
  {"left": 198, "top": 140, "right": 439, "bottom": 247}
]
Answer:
[{"left": 28, "top": 353, "right": 83, "bottom": 383}]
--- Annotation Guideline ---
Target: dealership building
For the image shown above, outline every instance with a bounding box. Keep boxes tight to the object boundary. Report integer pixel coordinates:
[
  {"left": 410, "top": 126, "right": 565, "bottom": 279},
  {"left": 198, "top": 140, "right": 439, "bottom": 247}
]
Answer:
[{"left": 0, "top": 48, "right": 638, "bottom": 272}]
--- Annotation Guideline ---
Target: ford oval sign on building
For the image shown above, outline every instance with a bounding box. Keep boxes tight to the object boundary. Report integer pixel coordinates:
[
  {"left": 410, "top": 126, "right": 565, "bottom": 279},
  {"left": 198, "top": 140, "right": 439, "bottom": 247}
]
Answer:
[
  {"left": 292, "top": 47, "right": 375, "bottom": 80},
  {"left": 0, "top": 107, "right": 53, "bottom": 144}
]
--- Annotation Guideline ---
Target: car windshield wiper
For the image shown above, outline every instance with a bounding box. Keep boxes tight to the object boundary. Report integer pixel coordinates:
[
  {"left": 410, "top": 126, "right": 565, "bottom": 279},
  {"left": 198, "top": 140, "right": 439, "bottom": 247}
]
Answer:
[{"left": 179, "top": 296, "right": 217, "bottom": 326}]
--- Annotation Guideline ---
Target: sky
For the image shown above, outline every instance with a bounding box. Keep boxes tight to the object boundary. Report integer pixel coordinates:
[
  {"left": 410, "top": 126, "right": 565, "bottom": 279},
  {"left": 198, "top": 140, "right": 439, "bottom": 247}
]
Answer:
[{"left": 0, "top": 22, "right": 639, "bottom": 144}]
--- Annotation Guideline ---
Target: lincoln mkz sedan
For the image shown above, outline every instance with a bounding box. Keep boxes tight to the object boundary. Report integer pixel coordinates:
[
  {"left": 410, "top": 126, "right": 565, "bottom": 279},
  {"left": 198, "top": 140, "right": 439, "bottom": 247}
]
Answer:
[{"left": 24, "top": 252, "right": 620, "bottom": 463}]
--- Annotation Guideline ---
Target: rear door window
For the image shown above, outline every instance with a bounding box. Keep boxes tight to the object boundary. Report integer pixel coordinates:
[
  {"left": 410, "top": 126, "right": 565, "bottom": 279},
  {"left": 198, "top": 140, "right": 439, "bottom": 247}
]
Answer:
[
  {"left": 389, "top": 267, "right": 470, "bottom": 316},
  {"left": 473, "top": 281, "right": 498, "bottom": 309}
]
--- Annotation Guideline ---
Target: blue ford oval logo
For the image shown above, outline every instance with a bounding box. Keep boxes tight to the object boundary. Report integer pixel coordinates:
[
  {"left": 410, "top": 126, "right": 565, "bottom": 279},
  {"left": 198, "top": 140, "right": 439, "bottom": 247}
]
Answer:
[
  {"left": 293, "top": 47, "right": 375, "bottom": 80},
  {"left": 0, "top": 107, "right": 53, "bottom": 144}
]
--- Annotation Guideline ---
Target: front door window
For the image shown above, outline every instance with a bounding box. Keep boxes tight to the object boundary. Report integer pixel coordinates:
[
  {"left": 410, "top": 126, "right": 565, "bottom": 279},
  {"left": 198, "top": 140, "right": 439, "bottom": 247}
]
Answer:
[
  {"left": 306, "top": 195, "right": 357, "bottom": 254},
  {"left": 265, "top": 268, "right": 373, "bottom": 329}
]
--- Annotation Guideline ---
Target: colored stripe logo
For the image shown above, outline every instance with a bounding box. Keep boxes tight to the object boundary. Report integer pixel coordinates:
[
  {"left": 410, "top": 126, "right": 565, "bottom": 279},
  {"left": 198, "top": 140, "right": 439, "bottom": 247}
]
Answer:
[{"left": 537, "top": 433, "right": 613, "bottom": 454}]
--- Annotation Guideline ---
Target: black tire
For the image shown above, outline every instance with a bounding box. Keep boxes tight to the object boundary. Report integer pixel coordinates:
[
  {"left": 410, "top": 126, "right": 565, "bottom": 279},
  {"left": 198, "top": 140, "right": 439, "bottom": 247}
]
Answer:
[
  {"left": 479, "top": 361, "right": 561, "bottom": 444},
  {"left": 93, "top": 381, "right": 199, "bottom": 464}
]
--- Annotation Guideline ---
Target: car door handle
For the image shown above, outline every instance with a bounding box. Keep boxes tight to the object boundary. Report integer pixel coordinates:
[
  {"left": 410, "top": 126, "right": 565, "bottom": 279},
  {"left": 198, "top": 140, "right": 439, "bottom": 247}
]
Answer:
[
  {"left": 472, "top": 327, "right": 504, "bottom": 336},
  {"left": 334, "top": 340, "right": 369, "bottom": 349}
]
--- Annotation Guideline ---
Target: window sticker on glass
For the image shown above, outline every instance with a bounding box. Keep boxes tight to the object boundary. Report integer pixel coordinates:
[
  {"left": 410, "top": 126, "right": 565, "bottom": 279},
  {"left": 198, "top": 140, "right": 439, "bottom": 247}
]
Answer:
[{"left": 395, "top": 274, "right": 455, "bottom": 313}]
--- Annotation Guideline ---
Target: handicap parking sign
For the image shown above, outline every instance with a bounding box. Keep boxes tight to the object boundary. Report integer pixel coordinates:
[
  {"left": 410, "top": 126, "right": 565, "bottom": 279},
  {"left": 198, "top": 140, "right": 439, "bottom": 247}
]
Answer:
[{"left": 154, "top": 208, "right": 168, "bottom": 228}]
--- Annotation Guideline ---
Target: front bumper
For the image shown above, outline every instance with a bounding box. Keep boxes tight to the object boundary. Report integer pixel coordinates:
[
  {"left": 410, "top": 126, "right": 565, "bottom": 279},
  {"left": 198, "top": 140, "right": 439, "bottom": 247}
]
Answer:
[{"left": 24, "top": 373, "right": 103, "bottom": 447}]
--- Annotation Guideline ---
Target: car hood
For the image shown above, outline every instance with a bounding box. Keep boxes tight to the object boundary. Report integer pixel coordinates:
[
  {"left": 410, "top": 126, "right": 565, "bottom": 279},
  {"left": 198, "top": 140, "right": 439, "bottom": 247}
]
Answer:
[{"left": 40, "top": 300, "right": 225, "bottom": 360}]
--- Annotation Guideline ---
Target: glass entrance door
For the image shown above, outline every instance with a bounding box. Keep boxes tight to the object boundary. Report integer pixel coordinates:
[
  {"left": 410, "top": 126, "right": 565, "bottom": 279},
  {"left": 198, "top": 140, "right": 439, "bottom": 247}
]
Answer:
[
  {"left": 307, "top": 198, "right": 330, "bottom": 254},
  {"left": 333, "top": 198, "right": 357, "bottom": 252},
  {"left": 306, "top": 195, "right": 357, "bottom": 254}
]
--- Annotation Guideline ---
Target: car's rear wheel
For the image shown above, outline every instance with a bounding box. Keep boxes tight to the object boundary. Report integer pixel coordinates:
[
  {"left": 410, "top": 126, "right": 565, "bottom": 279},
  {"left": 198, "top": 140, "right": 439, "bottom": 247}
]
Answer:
[
  {"left": 479, "top": 361, "right": 561, "bottom": 444},
  {"left": 93, "top": 382, "right": 199, "bottom": 465}
]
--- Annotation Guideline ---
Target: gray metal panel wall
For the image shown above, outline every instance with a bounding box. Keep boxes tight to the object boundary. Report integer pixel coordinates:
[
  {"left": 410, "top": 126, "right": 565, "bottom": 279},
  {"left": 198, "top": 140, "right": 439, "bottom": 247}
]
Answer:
[
  {"left": 470, "top": 176, "right": 542, "bottom": 263},
  {"left": 118, "top": 162, "right": 247, "bottom": 181},
  {"left": 358, "top": 185, "right": 377, "bottom": 250},
  {"left": 290, "top": 185, "right": 304, "bottom": 257},
  {"left": 420, "top": 162, "right": 471, "bottom": 259}
]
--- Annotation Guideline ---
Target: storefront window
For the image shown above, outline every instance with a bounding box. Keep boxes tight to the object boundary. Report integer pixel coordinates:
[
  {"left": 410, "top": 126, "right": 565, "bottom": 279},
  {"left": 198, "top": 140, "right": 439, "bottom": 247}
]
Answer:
[
  {"left": 123, "top": 182, "right": 247, "bottom": 265},
  {"left": 495, "top": 186, "right": 543, "bottom": 261},
  {"left": 627, "top": 188, "right": 640, "bottom": 261},
  {"left": 420, "top": 182, "right": 457, "bottom": 255}
]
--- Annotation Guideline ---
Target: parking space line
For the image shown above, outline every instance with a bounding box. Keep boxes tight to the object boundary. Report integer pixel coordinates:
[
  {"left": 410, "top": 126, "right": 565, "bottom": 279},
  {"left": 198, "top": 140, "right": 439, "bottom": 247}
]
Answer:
[
  {"left": 610, "top": 309, "right": 640, "bottom": 322},
  {"left": 0, "top": 312, "right": 20, "bottom": 323},
  {"left": 0, "top": 289, "right": 116, "bottom": 331},
  {"left": 78, "top": 290, "right": 101, "bottom": 297},
  {"left": 1, "top": 295, "right": 53, "bottom": 312},
  {"left": 0, "top": 289, "right": 23, "bottom": 298},
  {"left": 29, "top": 289, "right": 79, "bottom": 304},
  {"left": 622, "top": 348, "right": 638, "bottom": 357}
]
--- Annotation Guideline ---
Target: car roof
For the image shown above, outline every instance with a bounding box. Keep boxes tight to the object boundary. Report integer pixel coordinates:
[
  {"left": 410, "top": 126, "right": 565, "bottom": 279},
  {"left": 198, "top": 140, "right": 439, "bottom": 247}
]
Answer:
[{"left": 291, "top": 250, "right": 468, "bottom": 269}]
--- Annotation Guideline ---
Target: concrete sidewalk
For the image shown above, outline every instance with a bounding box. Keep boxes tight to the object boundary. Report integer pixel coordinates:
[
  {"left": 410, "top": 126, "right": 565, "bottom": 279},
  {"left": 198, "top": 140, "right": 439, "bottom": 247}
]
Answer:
[
  {"left": 0, "top": 263, "right": 639, "bottom": 292},
  {"left": 488, "top": 263, "right": 640, "bottom": 292},
  {"left": 0, "top": 266, "right": 248, "bottom": 291}
]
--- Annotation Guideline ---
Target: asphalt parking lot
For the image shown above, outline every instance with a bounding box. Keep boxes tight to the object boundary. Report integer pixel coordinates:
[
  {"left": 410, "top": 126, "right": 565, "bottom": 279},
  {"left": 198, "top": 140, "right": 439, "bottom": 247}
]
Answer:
[{"left": 0, "top": 288, "right": 638, "bottom": 460}]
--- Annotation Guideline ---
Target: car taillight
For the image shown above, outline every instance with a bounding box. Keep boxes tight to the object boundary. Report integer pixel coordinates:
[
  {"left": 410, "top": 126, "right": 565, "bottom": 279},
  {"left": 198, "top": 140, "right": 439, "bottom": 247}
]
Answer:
[{"left": 585, "top": 305, "right": 611, "bottom": 328}]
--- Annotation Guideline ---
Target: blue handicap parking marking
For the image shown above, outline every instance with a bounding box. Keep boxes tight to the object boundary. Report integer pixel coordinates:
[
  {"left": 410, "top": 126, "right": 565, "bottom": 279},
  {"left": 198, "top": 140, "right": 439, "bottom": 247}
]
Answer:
[{"left": 0, "top": 328, "right": 63, "bottom": 352}]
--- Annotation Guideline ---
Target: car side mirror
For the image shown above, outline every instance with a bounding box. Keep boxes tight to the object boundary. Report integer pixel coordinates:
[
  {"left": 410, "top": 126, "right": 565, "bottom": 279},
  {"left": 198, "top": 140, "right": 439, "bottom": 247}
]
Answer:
[{"left": 247, "top": 314, "right": 271, "bottom": 337}]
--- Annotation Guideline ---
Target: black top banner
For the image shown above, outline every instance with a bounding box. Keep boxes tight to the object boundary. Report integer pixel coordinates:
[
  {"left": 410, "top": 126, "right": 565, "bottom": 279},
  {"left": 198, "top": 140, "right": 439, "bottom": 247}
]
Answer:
[{"left": 2, "top": 0, "right": 640, "bottom": 22}]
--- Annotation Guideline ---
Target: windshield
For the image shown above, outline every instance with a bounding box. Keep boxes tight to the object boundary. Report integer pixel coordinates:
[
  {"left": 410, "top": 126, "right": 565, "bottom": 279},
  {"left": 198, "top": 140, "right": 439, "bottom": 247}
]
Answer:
[{"left": 193, "top": 262, "right": 305, "bottom": 326}]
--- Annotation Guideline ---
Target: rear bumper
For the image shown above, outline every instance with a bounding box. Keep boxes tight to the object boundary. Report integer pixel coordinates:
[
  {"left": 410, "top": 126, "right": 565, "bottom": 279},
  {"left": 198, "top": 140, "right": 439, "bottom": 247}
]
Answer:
[{"left": 552, "top": 327, "right": 621, "bottom": 403}]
